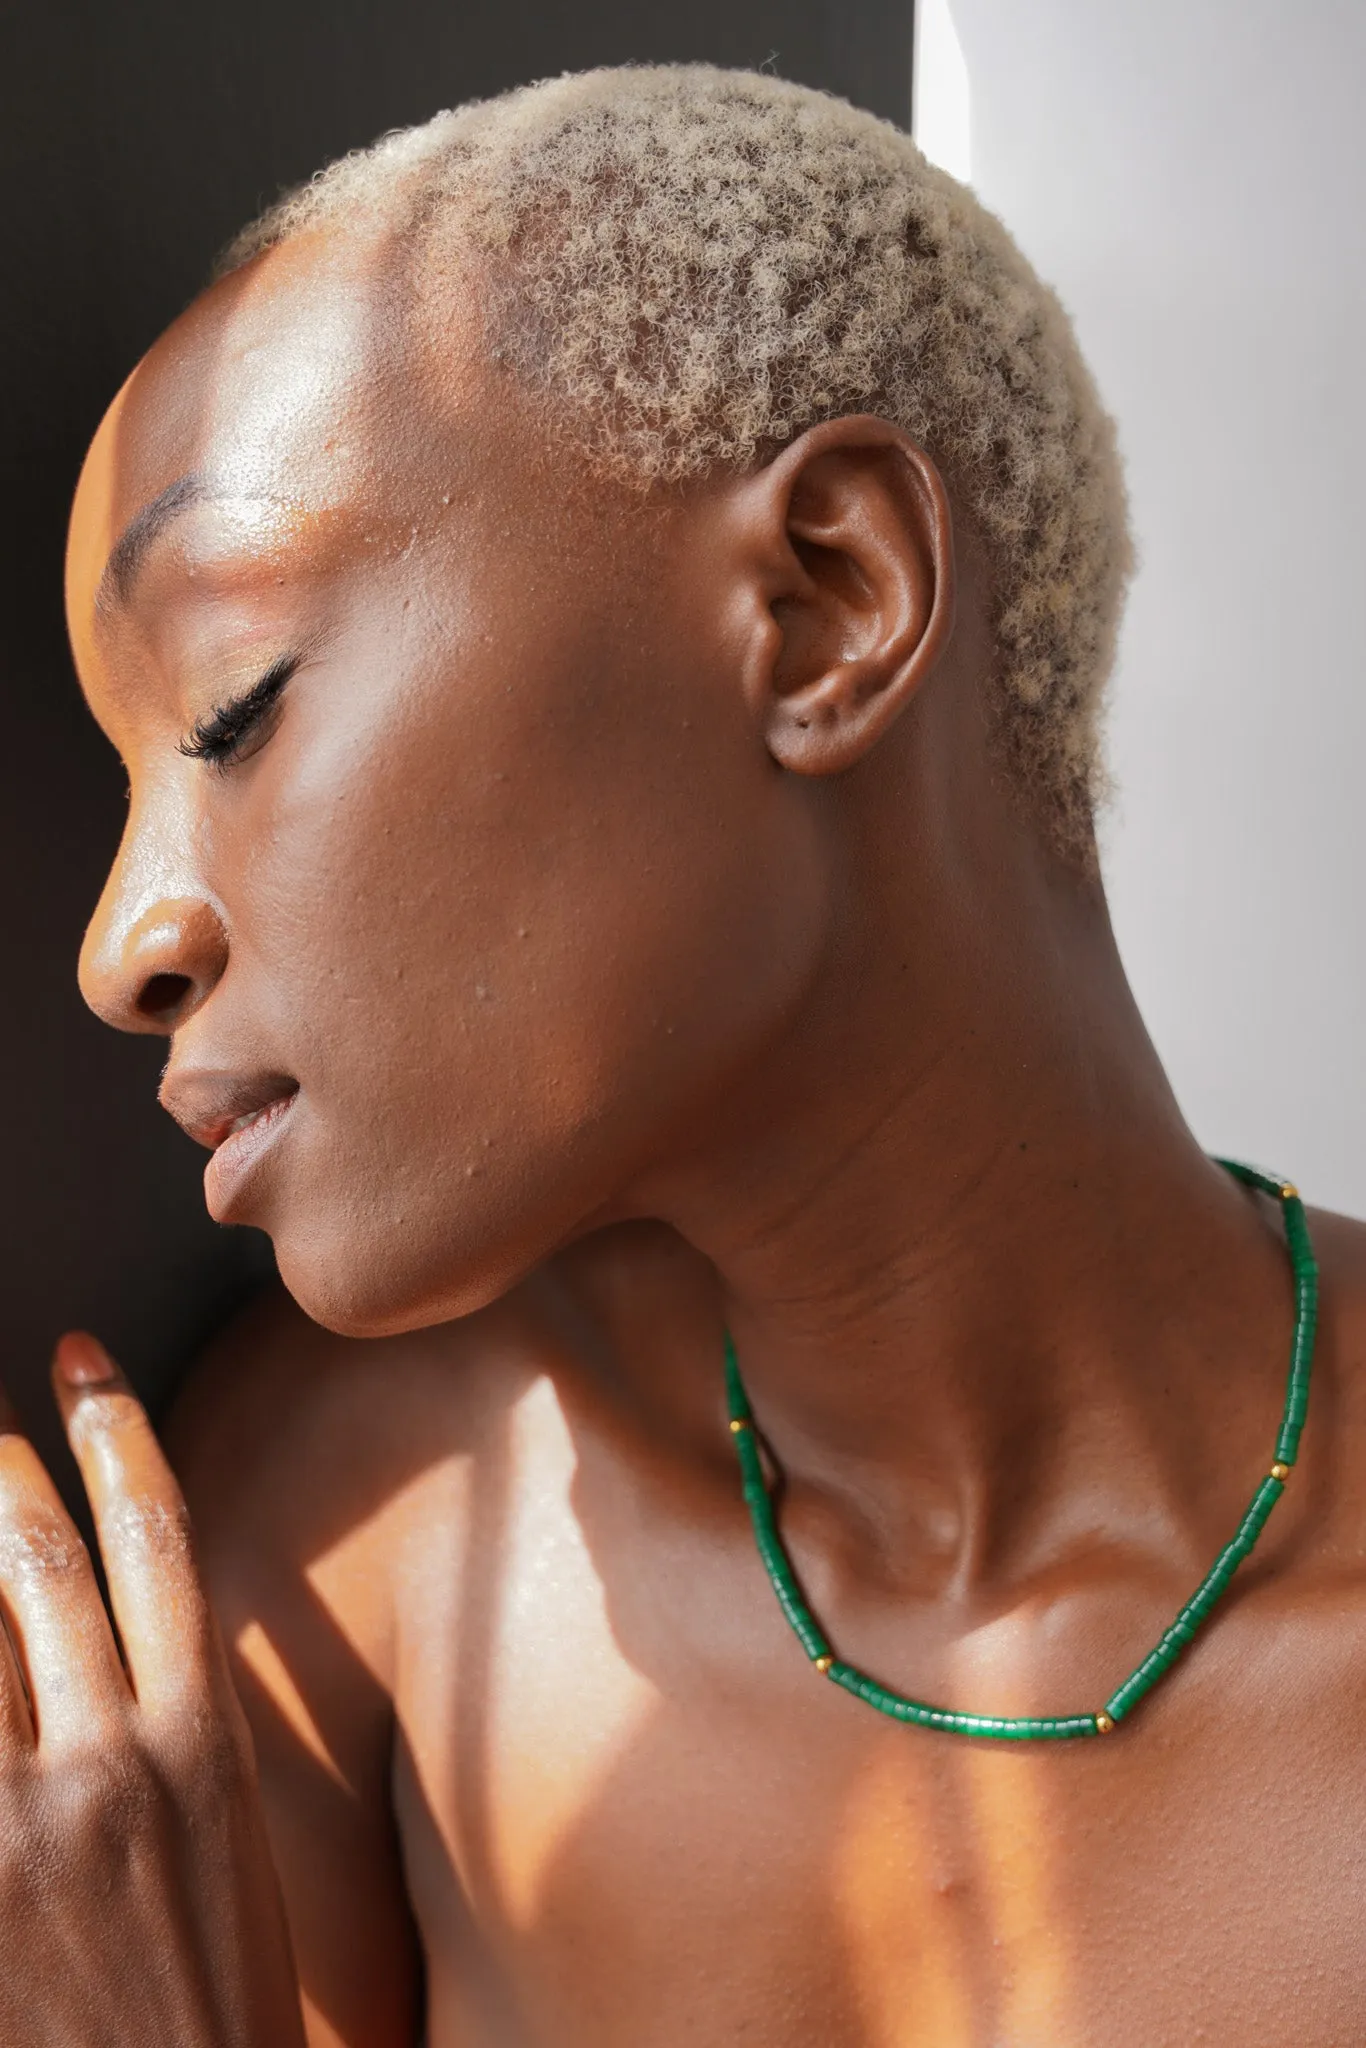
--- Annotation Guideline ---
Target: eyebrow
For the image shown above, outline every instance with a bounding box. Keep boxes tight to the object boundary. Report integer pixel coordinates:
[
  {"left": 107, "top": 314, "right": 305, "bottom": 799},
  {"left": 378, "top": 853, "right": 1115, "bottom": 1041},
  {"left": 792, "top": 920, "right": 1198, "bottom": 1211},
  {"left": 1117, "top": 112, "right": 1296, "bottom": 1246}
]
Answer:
[{"left": 96, "top": 471, "right": 206, "bottom": 612}]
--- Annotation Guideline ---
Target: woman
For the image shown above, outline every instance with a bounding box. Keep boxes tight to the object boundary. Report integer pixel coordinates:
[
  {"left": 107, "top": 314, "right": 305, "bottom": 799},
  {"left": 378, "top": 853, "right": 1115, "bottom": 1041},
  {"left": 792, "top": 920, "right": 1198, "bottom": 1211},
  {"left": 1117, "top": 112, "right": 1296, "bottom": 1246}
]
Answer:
[{"left": 6, "top": 64, "right": 1363, "bottom": 2045}]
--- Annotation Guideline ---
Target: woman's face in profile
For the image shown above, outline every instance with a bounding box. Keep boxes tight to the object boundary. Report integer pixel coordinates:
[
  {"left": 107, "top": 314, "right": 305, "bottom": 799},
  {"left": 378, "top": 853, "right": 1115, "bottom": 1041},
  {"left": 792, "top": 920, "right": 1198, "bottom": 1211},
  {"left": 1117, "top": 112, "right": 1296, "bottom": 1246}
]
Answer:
[{"left": 64, "top": 231, "right": 829, "bottom": 1338}]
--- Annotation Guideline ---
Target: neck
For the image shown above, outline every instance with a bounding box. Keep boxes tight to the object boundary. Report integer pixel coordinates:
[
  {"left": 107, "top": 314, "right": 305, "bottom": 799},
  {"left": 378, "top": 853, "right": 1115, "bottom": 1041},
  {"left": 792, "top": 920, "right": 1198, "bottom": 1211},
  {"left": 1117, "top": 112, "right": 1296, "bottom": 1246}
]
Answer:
[{"left": 633, "top": 772, "right": 1292, "bottom": 1592}]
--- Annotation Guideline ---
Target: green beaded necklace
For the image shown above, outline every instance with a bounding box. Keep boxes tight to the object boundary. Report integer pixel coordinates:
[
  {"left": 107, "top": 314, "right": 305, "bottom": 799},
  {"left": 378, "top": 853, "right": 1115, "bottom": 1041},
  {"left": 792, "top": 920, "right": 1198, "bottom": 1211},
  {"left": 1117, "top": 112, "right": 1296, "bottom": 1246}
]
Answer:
[{"left": 725, "top": 1157, "right": 1317, "bottom": 1741}]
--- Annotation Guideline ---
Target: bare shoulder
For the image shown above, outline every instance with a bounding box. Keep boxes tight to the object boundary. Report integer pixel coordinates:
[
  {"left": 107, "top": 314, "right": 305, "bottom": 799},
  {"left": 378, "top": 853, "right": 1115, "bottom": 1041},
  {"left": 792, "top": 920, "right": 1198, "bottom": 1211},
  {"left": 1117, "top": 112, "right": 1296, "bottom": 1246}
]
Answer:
[
  {"left": 160, "top": 1273, "right": 559, "bottom": 2043},
  {"left": 164, "top": 1274, "right": 547, "bottom": 1686}
]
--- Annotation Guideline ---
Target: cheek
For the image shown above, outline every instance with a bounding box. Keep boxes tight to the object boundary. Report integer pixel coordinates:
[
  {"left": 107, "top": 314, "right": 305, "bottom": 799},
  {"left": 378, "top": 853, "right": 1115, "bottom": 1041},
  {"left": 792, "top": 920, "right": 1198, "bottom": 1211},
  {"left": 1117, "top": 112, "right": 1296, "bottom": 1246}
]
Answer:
[{"left": 220, "top": 607, "right": 827, "bottom": 1324}]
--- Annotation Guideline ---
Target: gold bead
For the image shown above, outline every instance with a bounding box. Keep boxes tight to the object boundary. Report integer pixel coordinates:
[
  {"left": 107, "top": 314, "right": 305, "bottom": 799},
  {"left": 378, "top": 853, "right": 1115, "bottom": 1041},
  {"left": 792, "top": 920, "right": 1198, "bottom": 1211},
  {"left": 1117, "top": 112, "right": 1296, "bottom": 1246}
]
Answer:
[
  {"left": 1281, "top": 1182, "right": 1299, "bottom": 1201},
  {"left": 729, "top": 1417, "right": 750, "bottom": 1434},
  {"left": 815, "top": 1654, "right": 834, "bottom": 1674},
  {"left": 1270, "top": 1461, "right": 1291, "bottom": 1482},
  {"left": 1094, "top": 1712, "right": 1115, "bottom": 1735}
]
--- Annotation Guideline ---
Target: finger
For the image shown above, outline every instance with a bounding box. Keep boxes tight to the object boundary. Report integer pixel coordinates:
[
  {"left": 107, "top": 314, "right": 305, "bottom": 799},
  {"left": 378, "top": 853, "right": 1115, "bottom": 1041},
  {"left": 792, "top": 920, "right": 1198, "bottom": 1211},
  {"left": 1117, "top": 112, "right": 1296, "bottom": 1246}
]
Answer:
[
  {"left": 53, "top": 1333, "right": 225, "bottom": 1714},
  {"left": 0, "top": 1374, "right": 128, "bottom": 1745},
  {"left": 0, "top": 1611, "right": 34, "bottom": 1750},
  {"left": 0, "top": 1397, "right": 36, "bottom": 1750}
]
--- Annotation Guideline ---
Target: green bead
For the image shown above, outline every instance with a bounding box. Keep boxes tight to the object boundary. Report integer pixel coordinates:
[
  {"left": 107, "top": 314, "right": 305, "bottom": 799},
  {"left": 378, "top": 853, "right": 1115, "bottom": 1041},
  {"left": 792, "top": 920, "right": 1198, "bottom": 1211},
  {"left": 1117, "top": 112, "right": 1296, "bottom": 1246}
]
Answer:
[{"left": 728, "top": 1155, "right": 1316, "bottom": 1742}]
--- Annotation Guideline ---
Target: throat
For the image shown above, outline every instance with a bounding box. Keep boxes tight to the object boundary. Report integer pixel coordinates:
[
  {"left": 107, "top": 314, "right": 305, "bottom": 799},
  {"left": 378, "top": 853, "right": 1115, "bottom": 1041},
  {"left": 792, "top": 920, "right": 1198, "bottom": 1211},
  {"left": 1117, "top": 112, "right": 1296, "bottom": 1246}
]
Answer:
[
  {"left": 695, "top": 1128, "right": 1300, "bottom": 1604},
  {"left": 623, "top": 826, "right": 1299, "bottom": 1600}
]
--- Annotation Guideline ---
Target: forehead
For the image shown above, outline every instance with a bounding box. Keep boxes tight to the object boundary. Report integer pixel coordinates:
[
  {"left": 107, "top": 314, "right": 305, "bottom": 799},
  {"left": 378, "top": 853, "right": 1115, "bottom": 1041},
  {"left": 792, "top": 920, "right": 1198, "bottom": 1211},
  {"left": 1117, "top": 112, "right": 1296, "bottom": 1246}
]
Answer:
[{"left": 66, "top": 231, "right": 489, "bottom": 646}]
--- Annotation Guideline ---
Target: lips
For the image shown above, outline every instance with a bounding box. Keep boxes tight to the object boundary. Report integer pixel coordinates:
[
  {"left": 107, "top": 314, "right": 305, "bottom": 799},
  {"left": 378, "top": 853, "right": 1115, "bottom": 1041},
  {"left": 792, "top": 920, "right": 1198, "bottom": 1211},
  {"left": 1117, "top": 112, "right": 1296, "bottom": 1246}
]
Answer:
[
  {"left": 159, "top": 1065, "right": 300, "bottom": 1222},
  {"left": 159, "top": 1067, "right": 300, "bottom": 1151}
]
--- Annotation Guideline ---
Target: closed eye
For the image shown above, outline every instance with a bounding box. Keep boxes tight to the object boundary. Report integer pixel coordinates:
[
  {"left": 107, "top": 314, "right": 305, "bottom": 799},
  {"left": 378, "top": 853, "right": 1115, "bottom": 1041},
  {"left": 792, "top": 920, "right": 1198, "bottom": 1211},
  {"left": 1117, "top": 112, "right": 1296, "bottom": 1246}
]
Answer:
[{"left": 178, "top": 654, "right": 300, "bottom": 770}]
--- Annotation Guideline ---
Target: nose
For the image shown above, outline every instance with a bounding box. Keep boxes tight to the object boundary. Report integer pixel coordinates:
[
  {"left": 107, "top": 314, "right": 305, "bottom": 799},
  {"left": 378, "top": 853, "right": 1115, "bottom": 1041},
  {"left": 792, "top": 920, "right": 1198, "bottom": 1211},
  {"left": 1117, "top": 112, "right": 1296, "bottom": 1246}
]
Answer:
[{"left": 79, "top": 892, "right": 229, "bottom": 1036}]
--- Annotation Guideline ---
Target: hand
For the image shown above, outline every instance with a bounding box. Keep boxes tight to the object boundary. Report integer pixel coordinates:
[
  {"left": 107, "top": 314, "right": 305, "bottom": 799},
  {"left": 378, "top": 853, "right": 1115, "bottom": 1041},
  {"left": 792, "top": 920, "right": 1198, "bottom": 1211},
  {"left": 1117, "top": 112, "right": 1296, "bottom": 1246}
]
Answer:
[{"left": 0, "top": 1332, "right": 306, "bottom": 2047}]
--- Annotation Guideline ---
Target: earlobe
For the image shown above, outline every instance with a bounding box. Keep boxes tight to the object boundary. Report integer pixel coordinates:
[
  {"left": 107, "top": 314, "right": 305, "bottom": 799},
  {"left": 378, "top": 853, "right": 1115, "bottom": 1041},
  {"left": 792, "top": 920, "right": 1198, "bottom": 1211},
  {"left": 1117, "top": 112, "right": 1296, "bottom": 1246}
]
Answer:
[{"left": 747, "top": 416, "right": 957, "bottom": 777}]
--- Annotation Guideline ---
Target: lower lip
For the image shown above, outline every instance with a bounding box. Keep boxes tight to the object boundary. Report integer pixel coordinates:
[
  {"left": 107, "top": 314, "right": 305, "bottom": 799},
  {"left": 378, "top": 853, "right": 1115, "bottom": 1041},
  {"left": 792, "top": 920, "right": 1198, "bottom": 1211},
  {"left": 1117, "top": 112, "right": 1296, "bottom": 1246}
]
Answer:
[{"left": 203, "top": 1093, "right": 298, "bottom": 1222}]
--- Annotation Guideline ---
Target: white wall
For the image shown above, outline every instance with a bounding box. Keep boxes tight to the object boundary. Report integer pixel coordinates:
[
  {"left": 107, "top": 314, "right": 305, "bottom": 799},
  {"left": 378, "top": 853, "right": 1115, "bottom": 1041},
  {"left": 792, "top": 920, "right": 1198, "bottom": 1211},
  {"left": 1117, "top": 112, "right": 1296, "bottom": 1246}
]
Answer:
[{"left": 914, "top": 0, "right": 1366, "bottom": 1213}]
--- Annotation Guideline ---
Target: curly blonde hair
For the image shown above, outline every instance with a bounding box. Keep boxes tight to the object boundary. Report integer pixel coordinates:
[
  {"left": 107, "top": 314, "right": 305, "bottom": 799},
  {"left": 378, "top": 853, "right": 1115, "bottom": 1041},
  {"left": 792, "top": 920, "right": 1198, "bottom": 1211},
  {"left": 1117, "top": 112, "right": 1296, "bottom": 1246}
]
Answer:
[{"left": 222, "top": 64, "right": 1131, "bottom": 858}]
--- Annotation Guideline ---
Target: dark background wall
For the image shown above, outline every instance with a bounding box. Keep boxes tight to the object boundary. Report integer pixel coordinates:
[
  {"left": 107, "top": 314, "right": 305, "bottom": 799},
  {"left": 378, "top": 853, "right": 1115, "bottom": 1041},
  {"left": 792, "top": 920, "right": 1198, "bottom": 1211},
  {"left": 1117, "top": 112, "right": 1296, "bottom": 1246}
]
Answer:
[{"left": 1, "top": 0, "right": 911, "bottom": 1495}]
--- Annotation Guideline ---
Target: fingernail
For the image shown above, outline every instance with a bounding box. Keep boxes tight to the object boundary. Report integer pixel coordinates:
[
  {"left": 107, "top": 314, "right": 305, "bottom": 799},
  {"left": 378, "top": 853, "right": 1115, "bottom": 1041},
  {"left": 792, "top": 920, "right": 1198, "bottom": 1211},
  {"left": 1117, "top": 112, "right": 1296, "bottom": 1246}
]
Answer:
[{"left": 56, "top": 1332, "right": 118, "bottom": 1387}]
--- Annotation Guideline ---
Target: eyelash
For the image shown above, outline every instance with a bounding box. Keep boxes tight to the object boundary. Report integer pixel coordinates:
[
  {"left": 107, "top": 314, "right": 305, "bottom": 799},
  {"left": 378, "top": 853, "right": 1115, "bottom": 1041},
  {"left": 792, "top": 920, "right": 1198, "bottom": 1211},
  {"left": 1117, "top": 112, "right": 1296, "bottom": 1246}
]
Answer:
[{"left": 178, "top": 655, "right": 300, "bottom": 770}]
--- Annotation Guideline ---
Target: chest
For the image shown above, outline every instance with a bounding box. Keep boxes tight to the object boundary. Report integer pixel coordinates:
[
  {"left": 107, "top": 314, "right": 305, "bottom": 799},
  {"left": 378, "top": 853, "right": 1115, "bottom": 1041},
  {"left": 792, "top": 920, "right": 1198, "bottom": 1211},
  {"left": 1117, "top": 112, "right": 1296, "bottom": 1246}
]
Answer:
[{"left": 387, "top": 1470, "right": 1366, "bottom": 2048}]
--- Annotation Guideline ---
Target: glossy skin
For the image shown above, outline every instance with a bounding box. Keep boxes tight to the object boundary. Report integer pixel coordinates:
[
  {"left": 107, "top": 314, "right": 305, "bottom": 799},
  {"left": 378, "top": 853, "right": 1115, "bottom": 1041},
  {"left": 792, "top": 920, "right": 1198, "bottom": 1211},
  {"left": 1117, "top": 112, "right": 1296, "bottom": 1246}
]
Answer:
[
  {"left": 0, "top": 1336, "right": 305, "bottom": 2046},
  {"left": 39, "top": 221, "right": 1366, "bottom": 2042}
]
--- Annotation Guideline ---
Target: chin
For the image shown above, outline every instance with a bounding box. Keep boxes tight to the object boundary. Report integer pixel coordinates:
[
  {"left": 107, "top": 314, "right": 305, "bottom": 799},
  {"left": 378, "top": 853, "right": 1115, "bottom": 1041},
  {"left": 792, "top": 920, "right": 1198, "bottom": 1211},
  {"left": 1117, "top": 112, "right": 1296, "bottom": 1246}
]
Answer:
[
  {"left": 268, "top": 1213, "right": 542, "bottom": 1340},
  {"left": 259, "top": 1121, "right": 627, "bottom": 1337}
]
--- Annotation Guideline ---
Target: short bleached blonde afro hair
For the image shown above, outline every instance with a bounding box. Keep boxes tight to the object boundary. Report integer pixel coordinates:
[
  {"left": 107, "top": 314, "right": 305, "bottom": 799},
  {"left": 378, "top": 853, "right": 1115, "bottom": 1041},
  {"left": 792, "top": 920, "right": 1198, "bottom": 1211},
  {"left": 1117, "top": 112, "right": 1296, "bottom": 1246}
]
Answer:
[{"left": 223, "top": 64, "right": 1131, "bottom": 858}]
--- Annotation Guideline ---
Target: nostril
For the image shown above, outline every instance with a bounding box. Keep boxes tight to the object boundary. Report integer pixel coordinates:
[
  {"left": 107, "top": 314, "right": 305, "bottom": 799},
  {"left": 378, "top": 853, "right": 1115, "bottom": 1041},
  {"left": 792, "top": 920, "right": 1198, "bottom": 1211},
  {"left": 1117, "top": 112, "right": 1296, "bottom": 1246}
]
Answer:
[{"left": 136, "top": 972, "right": 194, "bottom": 1022}]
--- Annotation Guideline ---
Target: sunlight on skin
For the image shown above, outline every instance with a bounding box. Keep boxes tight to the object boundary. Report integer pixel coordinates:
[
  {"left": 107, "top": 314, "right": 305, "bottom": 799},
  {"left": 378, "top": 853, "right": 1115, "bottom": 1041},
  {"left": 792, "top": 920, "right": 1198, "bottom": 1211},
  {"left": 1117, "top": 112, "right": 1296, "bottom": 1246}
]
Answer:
[
  {"left": 831, "top": 1738, "right": 976, "bottom": 2046},
  {"left": 65, "top": 229, "right": 425, "bottom": 715},
  {"left": 434, "top": 1378, "right": 656, "bottom": 1934},
  {"left": 185, "top": 231, "right": 408, "bottom": 513},
  {"left": 64, "top": 385, "right": 121, "bottom": 620},
  {"left": 236, "top": 1620, "right": 349, "bottom": 1793},
  {"left": 171, "top": 492, "right": 340, "bottom": 592},
  {"left": 297, "top": 1992, "right": 349, "bottom": 2048},
  {"left": 944, "top": 1612, "right": 1079, "bottom": 2038},
  {"left": 487, "top": 1385, "right": 656, "bottom": 1932},
  {"left": 830, "top": 1622, "right": 1079, "bottom": 2045},
  {"left": 234, "top": 1478, "right": 422, "bottom": 1792},
  {"left": 957, "top": 1747, "right": 1077, "bottom": 2041}
]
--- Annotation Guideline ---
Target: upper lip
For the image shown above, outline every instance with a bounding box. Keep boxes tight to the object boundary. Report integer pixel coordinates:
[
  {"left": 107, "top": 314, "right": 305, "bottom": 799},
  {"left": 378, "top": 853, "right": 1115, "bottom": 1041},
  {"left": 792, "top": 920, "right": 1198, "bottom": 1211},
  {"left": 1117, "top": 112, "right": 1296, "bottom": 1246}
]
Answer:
[{"left": 159, "top": 1065, "right": 299, "bottom": 1150}]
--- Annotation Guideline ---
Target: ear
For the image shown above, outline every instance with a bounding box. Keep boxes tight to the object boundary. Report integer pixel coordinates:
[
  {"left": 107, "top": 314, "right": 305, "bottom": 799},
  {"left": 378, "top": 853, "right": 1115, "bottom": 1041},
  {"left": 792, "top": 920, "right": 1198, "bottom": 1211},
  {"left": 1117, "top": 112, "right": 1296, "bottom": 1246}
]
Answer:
[{"left": 732, "top": 414, "right": 956, "bottom": 775}]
